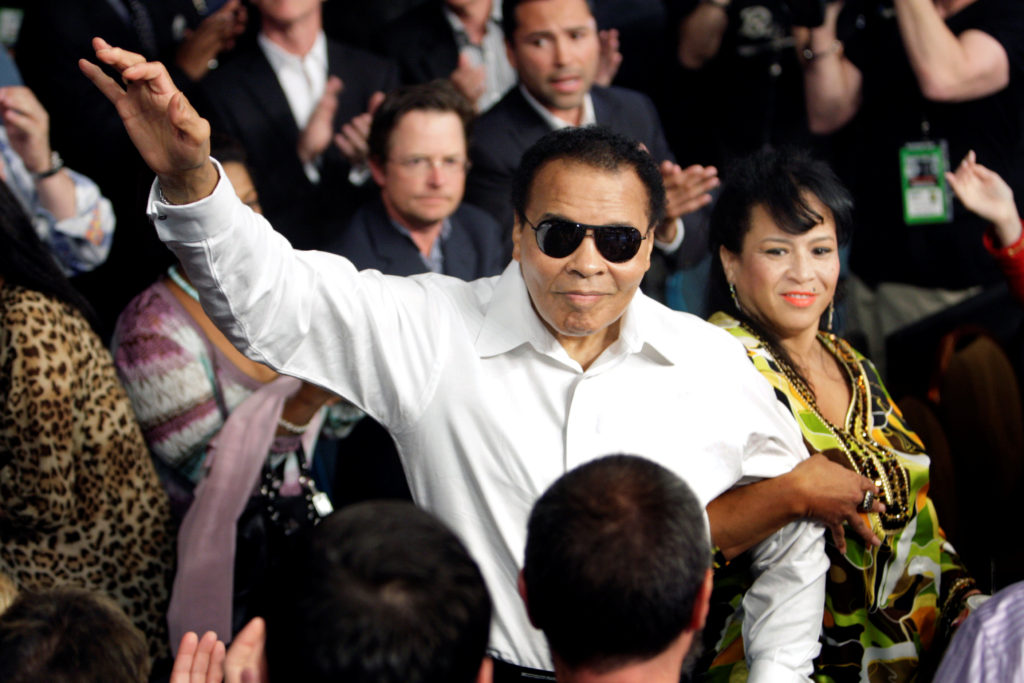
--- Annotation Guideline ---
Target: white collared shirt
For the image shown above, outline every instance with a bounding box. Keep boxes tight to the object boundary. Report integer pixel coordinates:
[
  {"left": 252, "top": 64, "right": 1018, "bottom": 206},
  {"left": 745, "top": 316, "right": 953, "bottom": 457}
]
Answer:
[
  {"left": 149, "top": 160, "right": 825, "bottom": 682},
  {"left": 258, "top": 31, "right": 328, "bottom": 183}
]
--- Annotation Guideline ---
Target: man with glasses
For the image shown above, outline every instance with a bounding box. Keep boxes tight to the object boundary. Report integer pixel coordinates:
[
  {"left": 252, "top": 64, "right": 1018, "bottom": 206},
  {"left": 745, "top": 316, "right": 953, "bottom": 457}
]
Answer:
[
  {"left": 332, "top": 80, "right": 505, "bottom": 280},
  {"left": 84, "top": 40, "right": 827, "bottom": 682}
]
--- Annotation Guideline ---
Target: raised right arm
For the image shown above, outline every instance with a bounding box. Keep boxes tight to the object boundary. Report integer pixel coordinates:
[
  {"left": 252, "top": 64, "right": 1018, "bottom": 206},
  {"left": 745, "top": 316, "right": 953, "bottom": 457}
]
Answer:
[{"left": 795, "top": 3, "right": 863, "bottom": 134}]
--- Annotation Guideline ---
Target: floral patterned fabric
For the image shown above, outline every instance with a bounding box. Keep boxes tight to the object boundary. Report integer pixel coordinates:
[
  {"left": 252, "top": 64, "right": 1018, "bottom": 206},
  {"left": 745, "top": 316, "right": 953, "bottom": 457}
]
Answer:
[{"left": 702, "top": 312, "right": 974, "bottom": 682}]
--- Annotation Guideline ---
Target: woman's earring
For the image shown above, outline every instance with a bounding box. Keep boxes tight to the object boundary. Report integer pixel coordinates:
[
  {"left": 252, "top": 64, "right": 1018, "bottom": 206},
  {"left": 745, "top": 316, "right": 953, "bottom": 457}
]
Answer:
[
  {"left": 826, "top": 300, "right": 835, "bottom": 332},
  {"left": 729, "top": 283, "right": 741, "bottom": 312}
]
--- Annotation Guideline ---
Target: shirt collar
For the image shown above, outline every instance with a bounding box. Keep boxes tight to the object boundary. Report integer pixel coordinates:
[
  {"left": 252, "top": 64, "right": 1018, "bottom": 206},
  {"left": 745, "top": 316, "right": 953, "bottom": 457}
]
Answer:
[
  {"left": 519, "top": 84, "right": 596, "bottom": 130},
  {"left": 474, "top": 262, "right": 678, "bottom": 368},
  {"left": 388, "top": 216, "right": 453, "bottom": 274},
  {"left": 442, "top": 3, "right": 502, "bottom": 45},
  {"left": 257, "top": 30, "right": 327, "bottom": 71}
]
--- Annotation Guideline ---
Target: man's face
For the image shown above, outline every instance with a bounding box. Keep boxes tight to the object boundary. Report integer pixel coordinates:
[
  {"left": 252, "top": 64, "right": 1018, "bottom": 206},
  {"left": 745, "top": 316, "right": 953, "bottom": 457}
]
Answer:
[
  {"left": 512, "top": 159, "right": 654, "bottom": 344},
  {"left": 370, "top": 110, "right": 468, "bottom": 231},
  {"left": 507, "top": 0, "right": 600, "bottom": 116},
  {"left": 252, "top": 0, "right": 321, "bottom": 27}
]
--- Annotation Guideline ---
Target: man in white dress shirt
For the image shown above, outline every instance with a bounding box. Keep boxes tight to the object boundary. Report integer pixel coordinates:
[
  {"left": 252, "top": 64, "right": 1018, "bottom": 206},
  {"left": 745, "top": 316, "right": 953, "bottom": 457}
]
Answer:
[{"left": 83, "top": 39, "right": 827, "bottom": 682}]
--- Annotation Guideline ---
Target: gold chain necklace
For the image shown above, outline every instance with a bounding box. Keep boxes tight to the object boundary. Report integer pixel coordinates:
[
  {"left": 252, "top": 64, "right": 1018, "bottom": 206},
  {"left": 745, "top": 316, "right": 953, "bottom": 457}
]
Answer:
[{"left": 742, "top": 324, "right": 911, "bottom": 532}]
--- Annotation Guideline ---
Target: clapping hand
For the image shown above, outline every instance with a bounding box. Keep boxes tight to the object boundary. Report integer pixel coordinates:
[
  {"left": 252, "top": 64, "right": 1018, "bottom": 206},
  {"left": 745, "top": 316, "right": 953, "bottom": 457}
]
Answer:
[
  {"left": 0, "top": 86, "right": 54, "bottom": 174},
  {"left": 171, "top": 631, "right": 226, "bottom": 683},
  {"left": 298, "top": 76, "right": 344, "bottom": 164},
  {"left": 334, "top": 91, "right": 387, "bottom": 169}
]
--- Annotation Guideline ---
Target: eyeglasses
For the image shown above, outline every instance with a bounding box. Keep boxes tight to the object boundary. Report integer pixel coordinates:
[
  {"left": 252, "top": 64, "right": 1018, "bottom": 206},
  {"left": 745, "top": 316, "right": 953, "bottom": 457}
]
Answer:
[
  {"left": 525, "top": 217, "right": 649, "bottom": 263},
  {"left": 388, "top": 155, "right": 471, "bottom": 175}
]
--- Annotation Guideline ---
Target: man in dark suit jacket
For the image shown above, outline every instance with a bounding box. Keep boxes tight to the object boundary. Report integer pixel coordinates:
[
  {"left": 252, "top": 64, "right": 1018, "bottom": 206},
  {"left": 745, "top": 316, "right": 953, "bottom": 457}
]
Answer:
[
  {"left": 467, "top": 0, "right": 719, "bottom": 247},
  {"left": 196, "top": 0, "right": 399, "bottom": 251},
  {"left": 331, "top": 80, "right": 505, "bottom": 280}
]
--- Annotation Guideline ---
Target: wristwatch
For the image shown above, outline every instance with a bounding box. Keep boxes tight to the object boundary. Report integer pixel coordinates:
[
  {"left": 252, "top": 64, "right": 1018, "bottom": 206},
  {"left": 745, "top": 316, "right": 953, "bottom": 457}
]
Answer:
[{"left": 32, "top": 151, "right": 65, "bottom": 180}]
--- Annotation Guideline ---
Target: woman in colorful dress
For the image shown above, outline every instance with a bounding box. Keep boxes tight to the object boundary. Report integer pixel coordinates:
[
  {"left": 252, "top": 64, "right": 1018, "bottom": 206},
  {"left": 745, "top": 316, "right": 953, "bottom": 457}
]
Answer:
[{"left": 700, "top": 148, "right": 980, "bottom": 682}]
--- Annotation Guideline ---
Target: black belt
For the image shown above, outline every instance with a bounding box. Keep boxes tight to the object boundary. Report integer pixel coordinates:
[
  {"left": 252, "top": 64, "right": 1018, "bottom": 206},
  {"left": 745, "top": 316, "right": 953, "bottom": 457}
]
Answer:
[{"left": 491, "top": 658, "right": 557, "bottom": 682}]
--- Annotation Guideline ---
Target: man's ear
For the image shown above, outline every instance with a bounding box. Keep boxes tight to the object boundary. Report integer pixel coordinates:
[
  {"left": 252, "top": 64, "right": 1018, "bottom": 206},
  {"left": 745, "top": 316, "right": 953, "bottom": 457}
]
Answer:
[
  {"left": 690, "top": 568, "right": 714, "bottom": 631},
  {"left": 477, "top": 656, "right": 494, "bottom": 683},
  {"left": 517, "top": 569, "right": 537, "bottom": 626},
  {"left": 512, "top": 218, "right": 524, "bottom": 262},
  {"left": 368, "top": 156, "right": 387, "bottom": 189}
]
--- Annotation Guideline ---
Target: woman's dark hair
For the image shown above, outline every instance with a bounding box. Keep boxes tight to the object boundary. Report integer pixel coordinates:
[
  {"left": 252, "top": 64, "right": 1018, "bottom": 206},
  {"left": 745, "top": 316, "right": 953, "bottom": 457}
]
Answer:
[
  {"left": 0, "top": 180, "right": 96, "bottom": 325},
  {"left": 707, "top": 147, "right": 853, "bottom": 385}
]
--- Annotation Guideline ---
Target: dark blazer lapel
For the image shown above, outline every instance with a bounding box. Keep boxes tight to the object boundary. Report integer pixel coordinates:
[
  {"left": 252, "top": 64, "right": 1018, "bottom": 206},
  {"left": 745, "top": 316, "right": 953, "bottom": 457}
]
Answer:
[
  {"left": 237, "top": 47, "right": 301, "bottom": 141},
  {"left": 502, "top": 88, "right": 552, "bottom": 159},
  {"left": 364, "top": 199, "right": 426, "bottom": 276},
  {"left": 442, "top": 211, "right": 479, "bottom": 281}
]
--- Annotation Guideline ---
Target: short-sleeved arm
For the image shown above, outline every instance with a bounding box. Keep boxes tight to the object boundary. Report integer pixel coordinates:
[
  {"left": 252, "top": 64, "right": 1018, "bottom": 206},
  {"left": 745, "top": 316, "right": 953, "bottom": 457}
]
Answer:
[{"left": 148, "top": 160, "right": 454, "bottom": 431}]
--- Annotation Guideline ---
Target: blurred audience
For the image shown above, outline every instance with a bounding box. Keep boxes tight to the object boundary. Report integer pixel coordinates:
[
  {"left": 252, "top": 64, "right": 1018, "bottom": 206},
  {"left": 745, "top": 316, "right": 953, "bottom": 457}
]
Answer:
[
  {"left": 15, "top": 0, "right": 247, "bottom": 337},
  {"left": 519, "top": 455, "right": 712, "bottom": 683},
  {"left": 0, "top": 587, "right": 151, "bottom": 683},
  {"left": 195, "top": 0, "right": 399, "bottom": 249},
  {"left": 674, "top": 0, "right": 811, "bottom": 169},
  {"left": 468, "top": 0, "right": 717, "bottom": 243},
  {"left": 797, "top": 0, "right": 1024, "bottom": 369},
  {"left": 0, "top": 73, "right": 114, "bottom": 276},
  {"left": 0, "top": 178, "right": 174, "bottom": 662},
  {"left": 380, "top": 0, "right": 518, "bottom": 112}
]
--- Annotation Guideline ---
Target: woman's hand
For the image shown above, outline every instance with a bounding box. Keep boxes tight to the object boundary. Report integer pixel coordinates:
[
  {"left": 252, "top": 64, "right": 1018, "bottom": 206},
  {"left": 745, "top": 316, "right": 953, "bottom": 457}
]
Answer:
[
  {"left": 946, "top": 150, "right": 1022, "bottom": 248},
  {"left": 789, "top": 453, "right": 884, "bottom": 553}
]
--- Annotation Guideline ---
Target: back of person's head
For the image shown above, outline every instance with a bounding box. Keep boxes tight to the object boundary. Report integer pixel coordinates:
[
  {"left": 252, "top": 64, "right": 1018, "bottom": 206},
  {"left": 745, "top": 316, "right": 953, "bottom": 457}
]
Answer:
[
  {"left": 522, "top": 454, "right": 710, "bottom": 673},
  {"left": 367, "top": 79, "right": 476, "bottom": 163},
  {"left": 510, "top": 126, "right": 666, "bottom": 229},
  {"left": 0, "top": 587, "right": 150, "bottom": 683},
  {"left": 0, "top": 179, "right": 95, "bottom": 324},
  {"left": 266, "top": 501, "right": 492, "bottom": 683}
]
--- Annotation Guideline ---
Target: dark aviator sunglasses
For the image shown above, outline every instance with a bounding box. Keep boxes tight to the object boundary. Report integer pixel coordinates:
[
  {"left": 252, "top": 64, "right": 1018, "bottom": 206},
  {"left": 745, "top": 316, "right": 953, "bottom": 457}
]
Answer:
[{"left": 526, "top": 217, "right": 650, "bottom": 263}]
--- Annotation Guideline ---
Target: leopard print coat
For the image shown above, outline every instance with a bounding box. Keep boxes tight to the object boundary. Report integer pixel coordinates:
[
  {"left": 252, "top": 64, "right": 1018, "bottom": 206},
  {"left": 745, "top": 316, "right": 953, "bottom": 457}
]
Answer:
[{"left": 0, "top": 286, "right": 175, "bottom": 661}]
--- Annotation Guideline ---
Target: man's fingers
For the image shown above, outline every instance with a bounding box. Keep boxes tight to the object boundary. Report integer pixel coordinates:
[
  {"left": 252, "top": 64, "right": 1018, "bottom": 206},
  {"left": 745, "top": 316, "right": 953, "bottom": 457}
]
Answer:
[
  {"left": 208, "top": 641, "right": 226, "bottom": 683},
  {"left": 79, "top": 58, "right": 126, "bottom": 103},
  {"left": 168, "top": 91, "right": 211, "bottom": 145},
  {"left": 326, "top": 75, "right": 344, "bottom": 96},
  {"left": 92, "top": 36, "right": 147, "bottom": 72},
  {"left": 829, "top": 523, "right": 847, "bottom": 555},
  {"left": 367, "top": 90, "right": 386, "bottom": 115},
  {"left": 848, "top": 511, "right": 881, "bottom": 547}
]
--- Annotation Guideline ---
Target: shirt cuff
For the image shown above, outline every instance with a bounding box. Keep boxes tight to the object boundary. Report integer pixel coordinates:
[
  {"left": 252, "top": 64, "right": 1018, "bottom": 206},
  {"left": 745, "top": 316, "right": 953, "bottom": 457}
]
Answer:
[
  {"left": 654, "top": 217, "right": 685, "bottom": 254},
  {"left": 148, "top": 158, "right": 234, "bottom": 243},
  {"left": 748, "top": 658, "right": 812, "bottom": 683},
  {"left": 348, "top": 164, "right": 371, "bottom": 187}
]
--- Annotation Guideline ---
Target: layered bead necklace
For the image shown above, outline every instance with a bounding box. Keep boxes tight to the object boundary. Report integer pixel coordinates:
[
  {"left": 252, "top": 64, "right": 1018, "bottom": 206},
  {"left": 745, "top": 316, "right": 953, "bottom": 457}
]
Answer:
[{"left": 743, "top": 323, "right": 912, "bottom": 533}]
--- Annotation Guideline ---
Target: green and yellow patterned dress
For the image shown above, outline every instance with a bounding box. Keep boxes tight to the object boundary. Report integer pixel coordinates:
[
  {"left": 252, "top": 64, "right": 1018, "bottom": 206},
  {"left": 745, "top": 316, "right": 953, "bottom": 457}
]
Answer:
[{"left": 702, "top": 312, "right": 975, "bottom": 683}]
